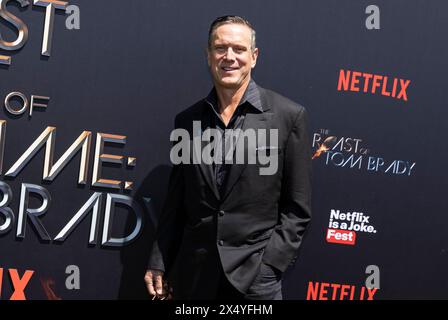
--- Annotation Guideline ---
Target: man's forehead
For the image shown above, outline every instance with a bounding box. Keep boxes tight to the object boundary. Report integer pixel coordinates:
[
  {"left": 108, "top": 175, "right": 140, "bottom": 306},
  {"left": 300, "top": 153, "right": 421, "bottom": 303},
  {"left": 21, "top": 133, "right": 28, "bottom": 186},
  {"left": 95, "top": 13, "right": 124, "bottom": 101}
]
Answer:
[{"left": 212, "top": 24, "right": 252, "bottom": 44}]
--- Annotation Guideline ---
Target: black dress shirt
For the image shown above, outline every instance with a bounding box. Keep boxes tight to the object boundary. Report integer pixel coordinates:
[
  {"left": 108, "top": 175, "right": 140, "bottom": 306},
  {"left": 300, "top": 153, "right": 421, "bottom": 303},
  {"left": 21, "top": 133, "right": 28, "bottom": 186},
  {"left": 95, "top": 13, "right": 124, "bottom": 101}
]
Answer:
[{"left": 204, "top": 79, "right": 263, "bottom": 196}]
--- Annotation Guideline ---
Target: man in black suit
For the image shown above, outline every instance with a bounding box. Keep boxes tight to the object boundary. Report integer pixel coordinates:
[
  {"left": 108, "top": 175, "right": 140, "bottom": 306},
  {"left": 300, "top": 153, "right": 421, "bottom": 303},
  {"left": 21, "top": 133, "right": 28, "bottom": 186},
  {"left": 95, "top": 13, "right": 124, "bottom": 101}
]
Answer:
[{"left": 145, "top": 15, "right": 312, "bottom": 300}]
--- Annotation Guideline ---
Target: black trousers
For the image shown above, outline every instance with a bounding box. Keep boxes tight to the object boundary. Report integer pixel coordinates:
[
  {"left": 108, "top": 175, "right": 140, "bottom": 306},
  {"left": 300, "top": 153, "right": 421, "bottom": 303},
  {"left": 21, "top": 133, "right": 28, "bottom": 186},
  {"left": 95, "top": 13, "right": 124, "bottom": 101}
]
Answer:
[{"left": 215, "top": 262, "right": 283, "bottom": 300}]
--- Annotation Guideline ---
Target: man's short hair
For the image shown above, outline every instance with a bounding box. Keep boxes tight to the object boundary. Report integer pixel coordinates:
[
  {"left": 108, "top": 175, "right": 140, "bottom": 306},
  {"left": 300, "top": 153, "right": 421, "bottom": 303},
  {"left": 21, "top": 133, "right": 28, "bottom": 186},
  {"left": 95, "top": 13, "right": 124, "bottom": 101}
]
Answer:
[{"left": 208, "top": 15, "right": 257, "bottom": 51}]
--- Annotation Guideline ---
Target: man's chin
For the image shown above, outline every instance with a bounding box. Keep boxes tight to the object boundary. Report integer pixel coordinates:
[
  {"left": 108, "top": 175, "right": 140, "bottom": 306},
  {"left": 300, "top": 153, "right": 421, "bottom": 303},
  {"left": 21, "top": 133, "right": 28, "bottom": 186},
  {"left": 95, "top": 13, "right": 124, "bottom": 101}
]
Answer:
[{"left": 216, "top": 78, "right": 243, "bottom": 89}]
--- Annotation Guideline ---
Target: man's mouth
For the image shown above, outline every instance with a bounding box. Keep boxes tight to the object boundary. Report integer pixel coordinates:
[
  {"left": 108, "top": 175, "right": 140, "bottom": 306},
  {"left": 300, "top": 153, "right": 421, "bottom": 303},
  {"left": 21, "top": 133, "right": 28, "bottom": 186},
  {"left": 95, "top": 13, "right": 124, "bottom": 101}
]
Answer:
[{"left": 221, "top": 66, "right": 239, "bottom": 72}]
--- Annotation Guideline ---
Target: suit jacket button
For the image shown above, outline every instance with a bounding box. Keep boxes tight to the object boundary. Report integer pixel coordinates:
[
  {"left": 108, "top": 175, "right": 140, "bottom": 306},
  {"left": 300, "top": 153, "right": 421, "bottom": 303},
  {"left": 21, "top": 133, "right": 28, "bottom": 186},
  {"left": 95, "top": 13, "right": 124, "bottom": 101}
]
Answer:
[
  {"left": 218, "top": 240, "right": 224, "bottom": 246},
  {"left": 218, "top": 210, "right": 225, "bottom": 216}
]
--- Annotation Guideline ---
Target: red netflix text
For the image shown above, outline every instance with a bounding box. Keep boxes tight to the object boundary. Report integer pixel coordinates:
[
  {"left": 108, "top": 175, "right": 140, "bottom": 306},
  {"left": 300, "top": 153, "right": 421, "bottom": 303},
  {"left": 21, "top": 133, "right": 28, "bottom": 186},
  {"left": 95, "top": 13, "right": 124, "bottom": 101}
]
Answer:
[
  {"left": 337, "top": 69, "right": 411, "bottom": 101},
  {"left": 307, "top": 281, "right": 378, "bottom": 300}
]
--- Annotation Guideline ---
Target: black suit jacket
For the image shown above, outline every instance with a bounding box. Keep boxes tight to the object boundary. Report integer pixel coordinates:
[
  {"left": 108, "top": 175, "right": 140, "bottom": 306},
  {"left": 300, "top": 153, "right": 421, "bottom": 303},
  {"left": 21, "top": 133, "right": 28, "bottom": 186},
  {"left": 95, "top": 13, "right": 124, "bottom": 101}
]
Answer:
[{"left": 148, "top": 85, "right": 312, "bottom": 299}]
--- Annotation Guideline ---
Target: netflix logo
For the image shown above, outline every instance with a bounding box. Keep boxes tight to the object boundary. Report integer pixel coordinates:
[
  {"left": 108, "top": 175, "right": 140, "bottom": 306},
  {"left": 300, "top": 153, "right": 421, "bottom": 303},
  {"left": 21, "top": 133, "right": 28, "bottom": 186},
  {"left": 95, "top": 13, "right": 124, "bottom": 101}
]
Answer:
[
  {"left": 307, "top": 281, "right": 378, "bottom": 300},
  {"left": 337, "top": 69, "right": 411, "bottom": 101}
]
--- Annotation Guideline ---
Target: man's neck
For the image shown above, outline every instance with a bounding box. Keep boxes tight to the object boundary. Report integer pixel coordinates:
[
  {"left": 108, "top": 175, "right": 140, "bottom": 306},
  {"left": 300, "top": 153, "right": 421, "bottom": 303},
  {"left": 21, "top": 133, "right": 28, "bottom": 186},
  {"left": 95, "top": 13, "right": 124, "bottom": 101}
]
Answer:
[{"left": 215, "top": 77, "right": 251, "bottom": 114}]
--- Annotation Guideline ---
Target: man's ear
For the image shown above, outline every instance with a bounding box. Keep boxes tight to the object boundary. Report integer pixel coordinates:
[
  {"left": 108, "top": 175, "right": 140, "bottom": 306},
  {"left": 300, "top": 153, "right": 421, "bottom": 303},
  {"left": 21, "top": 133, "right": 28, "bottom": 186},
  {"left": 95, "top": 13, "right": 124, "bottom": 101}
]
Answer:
[{"left": 251, "top": 47, "right": 259, "bottom": 68}]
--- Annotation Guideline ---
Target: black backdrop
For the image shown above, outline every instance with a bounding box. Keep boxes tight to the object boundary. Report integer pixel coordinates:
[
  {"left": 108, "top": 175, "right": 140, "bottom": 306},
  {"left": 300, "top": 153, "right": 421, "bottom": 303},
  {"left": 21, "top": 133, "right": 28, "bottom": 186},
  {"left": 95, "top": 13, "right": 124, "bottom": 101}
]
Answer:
[{"left": 0, "top": 0, "right": 447, "bottom": 299}]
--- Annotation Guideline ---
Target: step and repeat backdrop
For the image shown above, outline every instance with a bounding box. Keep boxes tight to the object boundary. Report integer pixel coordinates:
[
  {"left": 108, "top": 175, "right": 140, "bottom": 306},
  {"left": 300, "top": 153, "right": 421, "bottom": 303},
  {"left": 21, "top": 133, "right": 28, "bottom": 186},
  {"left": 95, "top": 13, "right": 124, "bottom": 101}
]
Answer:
[{"left": 0, "top": 0, "right": 447, "bottom": 299}]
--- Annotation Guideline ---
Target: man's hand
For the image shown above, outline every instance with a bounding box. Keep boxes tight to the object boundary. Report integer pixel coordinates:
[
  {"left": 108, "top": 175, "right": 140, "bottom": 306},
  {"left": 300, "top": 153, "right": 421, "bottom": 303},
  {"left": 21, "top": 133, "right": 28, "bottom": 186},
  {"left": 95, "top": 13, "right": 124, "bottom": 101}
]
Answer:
[{"left": 144, "top": 269, "right": 172, "bottom": 300}]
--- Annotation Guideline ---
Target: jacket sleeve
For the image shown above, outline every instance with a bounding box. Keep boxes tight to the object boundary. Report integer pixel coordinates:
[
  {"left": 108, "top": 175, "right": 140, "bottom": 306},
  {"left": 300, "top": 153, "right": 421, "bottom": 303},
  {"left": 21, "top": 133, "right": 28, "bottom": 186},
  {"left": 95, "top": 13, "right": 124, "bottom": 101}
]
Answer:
[
  {"left": 262, "top": 106, "right": 312, "bottom": 273},
  {"left": 147, "top": 115, "right": 186, "bottom": 274}
]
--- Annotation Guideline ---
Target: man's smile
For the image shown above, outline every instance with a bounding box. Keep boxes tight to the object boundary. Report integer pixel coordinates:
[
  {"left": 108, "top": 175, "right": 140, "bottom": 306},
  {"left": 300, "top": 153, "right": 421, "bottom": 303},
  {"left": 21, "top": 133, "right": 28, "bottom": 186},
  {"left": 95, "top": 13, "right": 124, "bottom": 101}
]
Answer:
[{"left": 221, "top": 66, "right": 239, "bottom": 72}]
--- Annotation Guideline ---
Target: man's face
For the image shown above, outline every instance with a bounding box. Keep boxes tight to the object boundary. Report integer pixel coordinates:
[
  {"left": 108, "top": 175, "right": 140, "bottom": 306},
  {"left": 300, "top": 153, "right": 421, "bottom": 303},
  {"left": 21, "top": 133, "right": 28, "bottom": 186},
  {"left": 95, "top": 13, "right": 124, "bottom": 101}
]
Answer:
[{"left": 207, "top": 23, "right": 259, "bottom": 89}]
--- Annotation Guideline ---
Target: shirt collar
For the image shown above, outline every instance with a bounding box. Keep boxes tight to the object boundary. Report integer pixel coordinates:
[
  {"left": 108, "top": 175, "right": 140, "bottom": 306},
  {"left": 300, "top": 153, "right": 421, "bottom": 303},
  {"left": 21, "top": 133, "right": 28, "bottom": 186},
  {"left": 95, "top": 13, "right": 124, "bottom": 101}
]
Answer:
[{"left": 204, "top": 79, "right": 263, "bottom": 113}]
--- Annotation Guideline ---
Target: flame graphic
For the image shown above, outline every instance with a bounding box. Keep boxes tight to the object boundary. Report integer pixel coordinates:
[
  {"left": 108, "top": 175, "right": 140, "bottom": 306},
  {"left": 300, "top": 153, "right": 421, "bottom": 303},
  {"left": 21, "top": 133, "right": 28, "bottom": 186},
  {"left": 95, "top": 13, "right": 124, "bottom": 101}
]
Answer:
[
  {"left": 312, "top": 136, "right": 337, "bottom": 159},
  {"left": 40, "top": 277, "right": 62, "bottom": 300}
]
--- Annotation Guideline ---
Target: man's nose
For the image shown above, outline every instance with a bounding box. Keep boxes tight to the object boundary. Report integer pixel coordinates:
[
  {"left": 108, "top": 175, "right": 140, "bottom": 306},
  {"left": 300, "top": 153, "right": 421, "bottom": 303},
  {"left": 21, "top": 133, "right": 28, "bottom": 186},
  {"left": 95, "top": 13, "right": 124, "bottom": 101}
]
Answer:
[{"left": 223, "top": 47, "right": 236, "bottom": 60}]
